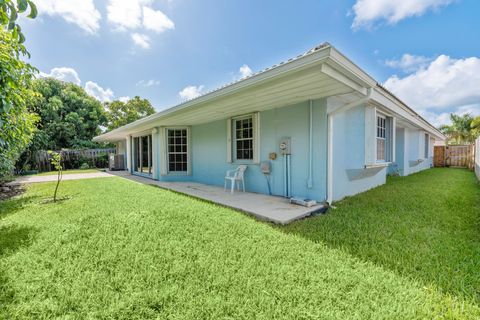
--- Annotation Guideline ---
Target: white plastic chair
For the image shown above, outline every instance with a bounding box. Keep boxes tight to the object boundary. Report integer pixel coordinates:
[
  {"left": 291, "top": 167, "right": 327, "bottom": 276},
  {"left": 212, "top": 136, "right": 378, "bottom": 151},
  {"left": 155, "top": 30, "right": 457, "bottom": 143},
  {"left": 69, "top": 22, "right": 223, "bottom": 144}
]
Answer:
[{"left": 224, "top": 165, "right": 247, "bottom": 194}]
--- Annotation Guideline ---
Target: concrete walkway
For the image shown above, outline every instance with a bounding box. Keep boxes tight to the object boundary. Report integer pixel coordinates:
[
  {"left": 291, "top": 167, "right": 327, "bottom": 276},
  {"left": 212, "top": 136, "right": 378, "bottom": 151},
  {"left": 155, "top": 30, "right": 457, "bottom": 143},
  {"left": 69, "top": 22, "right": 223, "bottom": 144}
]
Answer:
[
  {"left": 8, "top": 170, "right": 324, "bottom": 224},
  {"left": 7, "top": 171, "right": 113, "bottom": 185},
  {"left": 109, "top": 171, "right": 325, "bottom": 224}
]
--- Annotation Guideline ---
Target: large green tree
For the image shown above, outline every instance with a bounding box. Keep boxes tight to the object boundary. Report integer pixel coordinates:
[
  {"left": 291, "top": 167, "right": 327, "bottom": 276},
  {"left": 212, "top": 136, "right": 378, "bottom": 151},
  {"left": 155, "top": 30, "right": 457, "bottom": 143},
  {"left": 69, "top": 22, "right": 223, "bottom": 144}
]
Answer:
[
  {"left": 27, "top": 78, "right": 108, "bottom": 151},
  {"left": 471, "top": 116, "right": 480, "bottom": 138},
  {"left": 0, "top": 0, "right": 38, "bottom": 181},
  {"left": 105, "top": 96, "right": 155, "bottom": 131},
  {"left": 438, "top": 113, "right": 479, "bottom": 144},
  {"left": 0, "top": 0, "right": 37, "bottom": 48}
]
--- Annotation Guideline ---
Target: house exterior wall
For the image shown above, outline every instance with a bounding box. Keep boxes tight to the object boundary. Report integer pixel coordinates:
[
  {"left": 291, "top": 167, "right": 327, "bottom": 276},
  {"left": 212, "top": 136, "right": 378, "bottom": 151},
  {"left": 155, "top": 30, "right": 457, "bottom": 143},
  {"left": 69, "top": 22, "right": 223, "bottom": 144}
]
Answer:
[
  {"left": 392, "top": 127, "right": 406, "bottom": 175},
  {"left": 331, "top": 104, "right": 386, "bottom": 200},
  {"left": 391, "top": 127, "right": 433, "bottom": 177},
  {"left": 408, "top": 128, "right": 430, "bottom": 175},
  {"left": 123, "top": 99, "right": 438, "bottom": 203},
  {"left": 116, "top": 140, "right": 126, "bottom": 155},
  {"left": 115, "top": 140, "right": 127, "bottom": 168},
  {"left": 155, "top": 99, "right": 329, "bottom": 201}
]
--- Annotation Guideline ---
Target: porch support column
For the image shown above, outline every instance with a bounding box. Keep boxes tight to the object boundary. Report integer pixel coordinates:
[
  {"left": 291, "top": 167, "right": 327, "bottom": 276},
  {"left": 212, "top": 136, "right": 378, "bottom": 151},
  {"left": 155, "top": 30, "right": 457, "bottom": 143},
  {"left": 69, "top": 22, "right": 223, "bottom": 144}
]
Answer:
[
  {"left": 403, "top": 128, "right": 410, "bottom": 176},
  {"left": 126, "top": 135, "right": 132, "bottom": 173},
  {"left": 151, "top": 128, "right": 159, "bottom": 180}
]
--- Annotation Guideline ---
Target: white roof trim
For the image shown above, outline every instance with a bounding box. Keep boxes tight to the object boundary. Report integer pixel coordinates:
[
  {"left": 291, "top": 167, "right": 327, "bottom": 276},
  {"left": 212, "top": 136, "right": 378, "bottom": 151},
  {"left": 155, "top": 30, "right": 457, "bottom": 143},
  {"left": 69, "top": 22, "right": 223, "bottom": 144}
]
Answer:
[{"left": 94, "top": 43, "right": 445, "bottom": 142}]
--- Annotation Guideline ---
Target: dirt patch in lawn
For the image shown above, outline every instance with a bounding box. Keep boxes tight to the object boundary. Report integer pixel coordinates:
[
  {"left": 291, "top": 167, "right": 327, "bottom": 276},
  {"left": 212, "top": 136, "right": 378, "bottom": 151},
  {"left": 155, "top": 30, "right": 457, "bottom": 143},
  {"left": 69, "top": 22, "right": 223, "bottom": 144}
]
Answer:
[{"left": 0, "top": 185, "right": 25, "bottom": 202}]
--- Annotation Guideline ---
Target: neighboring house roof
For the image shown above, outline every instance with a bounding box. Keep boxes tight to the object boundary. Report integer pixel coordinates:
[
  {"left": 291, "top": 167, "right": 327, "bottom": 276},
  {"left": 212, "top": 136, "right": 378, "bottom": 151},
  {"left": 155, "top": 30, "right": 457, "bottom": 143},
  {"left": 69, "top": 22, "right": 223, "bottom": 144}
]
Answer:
[{"left": 94, "top": 42, "right": 445, "bottom": 142}]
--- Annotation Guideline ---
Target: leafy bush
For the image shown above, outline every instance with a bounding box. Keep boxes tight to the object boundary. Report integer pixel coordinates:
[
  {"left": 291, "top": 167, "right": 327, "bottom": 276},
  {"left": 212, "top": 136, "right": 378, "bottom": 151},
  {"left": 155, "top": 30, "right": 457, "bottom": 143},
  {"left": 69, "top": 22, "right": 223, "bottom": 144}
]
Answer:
[
  {"left": 93, "top": 153, "right": 109, "bottom": 169},
  {"left": 0, "top": 29, "right": 38, "bottom": 183},
  {"left": 79, "top": 163, "right": 90, "bottom": 170}
]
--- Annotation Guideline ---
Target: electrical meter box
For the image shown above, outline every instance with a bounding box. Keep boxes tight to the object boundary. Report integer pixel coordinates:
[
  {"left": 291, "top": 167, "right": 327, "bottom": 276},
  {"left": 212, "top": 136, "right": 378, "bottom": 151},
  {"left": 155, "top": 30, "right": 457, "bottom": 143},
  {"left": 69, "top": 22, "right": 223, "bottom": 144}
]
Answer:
[
  {"left": 260, "top": 161, "right": 271, "bottom": 174},
  {"left": 279, "top": 137, "right": 291, "bottom": 155}
]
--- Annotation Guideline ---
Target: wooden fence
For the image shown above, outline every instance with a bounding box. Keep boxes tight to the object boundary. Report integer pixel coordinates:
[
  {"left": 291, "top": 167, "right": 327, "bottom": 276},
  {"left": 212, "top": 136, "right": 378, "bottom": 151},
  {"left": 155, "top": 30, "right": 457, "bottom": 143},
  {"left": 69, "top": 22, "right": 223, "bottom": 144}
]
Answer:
[
  {"left": 475, "top": 138, "right": 480, "bottom": 180},
  {"left": 433, "top": 145, "right": 474, "bottom": 169},
  {"left": 35, "top": 148, "right": 116, "bottom": 172}
]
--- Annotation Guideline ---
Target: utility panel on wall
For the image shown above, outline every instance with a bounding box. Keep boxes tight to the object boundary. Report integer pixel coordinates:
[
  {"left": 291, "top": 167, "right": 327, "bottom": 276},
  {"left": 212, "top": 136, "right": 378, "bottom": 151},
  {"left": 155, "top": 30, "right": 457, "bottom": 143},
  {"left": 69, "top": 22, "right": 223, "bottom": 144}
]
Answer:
[{"left": 279, "top": 137, "right": 291, "bottom": 155}]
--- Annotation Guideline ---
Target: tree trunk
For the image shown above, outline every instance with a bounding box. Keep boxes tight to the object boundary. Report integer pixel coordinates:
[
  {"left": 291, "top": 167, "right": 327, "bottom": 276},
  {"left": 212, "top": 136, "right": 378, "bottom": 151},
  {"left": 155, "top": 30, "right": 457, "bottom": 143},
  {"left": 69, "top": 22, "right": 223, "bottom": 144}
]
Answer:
[{"left": 53, "top": 169, "right": 62, "bottom": 202}]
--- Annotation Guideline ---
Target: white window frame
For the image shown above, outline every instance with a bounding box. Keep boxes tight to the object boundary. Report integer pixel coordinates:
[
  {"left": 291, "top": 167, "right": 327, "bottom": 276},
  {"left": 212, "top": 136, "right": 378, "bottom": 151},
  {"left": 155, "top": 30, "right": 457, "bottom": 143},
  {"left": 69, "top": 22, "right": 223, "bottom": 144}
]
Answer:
[
  {"left": 227, "top": 112, "right": 260, "bottom": 164},
  {"left": 131, "top": 132, "right": 153, "bottom": 177},
  {"left": 376, "top": 114, "right": 387, "bottom": 162},
  {"left": 164, "top": 127, "right": 191, "bottom": 175},
  {"left": 233, "top": 115, "right": 254, "bottom": 161}
]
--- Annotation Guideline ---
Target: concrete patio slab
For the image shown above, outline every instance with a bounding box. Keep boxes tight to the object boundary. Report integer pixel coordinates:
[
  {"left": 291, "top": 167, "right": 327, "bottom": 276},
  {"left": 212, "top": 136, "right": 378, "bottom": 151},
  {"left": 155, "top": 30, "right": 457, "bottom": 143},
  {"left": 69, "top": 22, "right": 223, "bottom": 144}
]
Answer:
[
  {"left": 7, "top": 172, "right": 113, "bottom": 185},
  {"left": 109, "top": 171, "right": 324, "bottom": 224}
]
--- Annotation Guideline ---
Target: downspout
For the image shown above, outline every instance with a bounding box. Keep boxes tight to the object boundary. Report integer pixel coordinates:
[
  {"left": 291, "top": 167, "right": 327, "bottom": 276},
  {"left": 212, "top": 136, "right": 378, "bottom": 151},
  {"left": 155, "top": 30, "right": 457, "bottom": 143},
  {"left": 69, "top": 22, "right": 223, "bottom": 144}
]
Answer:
[
  {"left": 327, "top": 114, "right": 334, "bottom": 203},
  {"left": 307, "top": 99, "right": 313, "bottom": 189}
]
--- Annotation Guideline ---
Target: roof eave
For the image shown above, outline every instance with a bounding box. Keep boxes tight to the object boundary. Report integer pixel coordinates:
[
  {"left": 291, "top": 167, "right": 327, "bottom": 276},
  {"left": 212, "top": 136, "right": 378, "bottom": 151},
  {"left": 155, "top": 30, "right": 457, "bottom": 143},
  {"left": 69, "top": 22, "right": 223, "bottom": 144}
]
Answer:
[{"left": 93, "top": 44, "right": 335, "bottom": 142}]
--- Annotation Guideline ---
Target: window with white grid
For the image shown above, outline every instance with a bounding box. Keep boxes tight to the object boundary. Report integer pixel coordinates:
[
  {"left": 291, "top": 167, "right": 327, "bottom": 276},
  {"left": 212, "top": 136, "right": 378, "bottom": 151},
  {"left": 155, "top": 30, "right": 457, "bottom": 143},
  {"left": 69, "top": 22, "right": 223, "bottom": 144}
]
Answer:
[
  {"left": 234, "top": 116, "right": 253, "bottom": 160},
  {"left": 167, "top": 129, "right": 188, "bottom": 172},
  {"left": 376, "top": 115, "right": 386, "bottom": 161}
]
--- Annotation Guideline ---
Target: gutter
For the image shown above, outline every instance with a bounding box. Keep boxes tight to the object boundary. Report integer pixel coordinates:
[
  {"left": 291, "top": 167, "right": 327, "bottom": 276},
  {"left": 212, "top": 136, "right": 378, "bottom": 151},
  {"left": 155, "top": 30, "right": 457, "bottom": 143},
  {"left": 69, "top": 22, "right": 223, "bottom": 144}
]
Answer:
[{"left": 375, "top": 84, "right": 445, "bottom": 140}]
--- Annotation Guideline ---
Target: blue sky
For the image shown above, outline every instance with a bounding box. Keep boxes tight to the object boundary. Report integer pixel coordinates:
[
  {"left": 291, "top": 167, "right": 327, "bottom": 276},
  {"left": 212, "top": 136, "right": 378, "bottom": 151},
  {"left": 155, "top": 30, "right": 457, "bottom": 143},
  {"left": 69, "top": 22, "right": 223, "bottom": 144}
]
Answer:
[{"left": 20, "top": 0, "right": 480, "bottom": 126}]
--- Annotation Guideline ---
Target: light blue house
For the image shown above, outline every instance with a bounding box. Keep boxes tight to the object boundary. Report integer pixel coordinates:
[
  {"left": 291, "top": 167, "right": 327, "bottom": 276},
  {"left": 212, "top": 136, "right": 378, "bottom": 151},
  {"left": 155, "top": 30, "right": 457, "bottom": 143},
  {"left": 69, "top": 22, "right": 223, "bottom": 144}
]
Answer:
[{"left": 94, "top": 43, "right": 445, "bottom": 203}]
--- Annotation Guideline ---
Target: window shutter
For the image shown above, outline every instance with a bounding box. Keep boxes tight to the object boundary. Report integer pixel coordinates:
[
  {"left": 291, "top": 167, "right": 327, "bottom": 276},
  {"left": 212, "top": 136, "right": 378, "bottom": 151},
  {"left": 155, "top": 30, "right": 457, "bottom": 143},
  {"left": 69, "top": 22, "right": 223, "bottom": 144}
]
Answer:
[
  {"left": 364, "top": 106, "right": 376, "bottom": 165},
  {"left": 226, "top": 118, "right": 232, "bottom": 163},
  {"left": 252, "top": 112, "right": 261, "bottom": 164}
]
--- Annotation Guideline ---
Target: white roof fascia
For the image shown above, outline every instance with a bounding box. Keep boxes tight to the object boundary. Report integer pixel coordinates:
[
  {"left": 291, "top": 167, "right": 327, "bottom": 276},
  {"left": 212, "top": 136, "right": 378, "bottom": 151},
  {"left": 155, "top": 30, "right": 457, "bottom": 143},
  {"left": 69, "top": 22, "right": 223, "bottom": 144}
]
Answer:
[
  {"left": 327, "top": 47, "right": 378, "bottom": 88},
  {"left": 94, "top": 46, "right": 333, "bottom": 142},
  {"left": 370, "top": 89, "right": 445, "bottom": 140},
  {"left": 94, "top": 43, "right": 445, "bottom": 143}
]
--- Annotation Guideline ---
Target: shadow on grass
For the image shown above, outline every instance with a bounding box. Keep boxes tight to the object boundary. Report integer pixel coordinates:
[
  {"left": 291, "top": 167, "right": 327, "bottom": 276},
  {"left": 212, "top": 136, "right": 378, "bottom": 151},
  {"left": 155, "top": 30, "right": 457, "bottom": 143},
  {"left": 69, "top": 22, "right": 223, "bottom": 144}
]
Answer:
[
  {"left": 0, "top": 195, "right": 40, "bottom": 221},
  {"left": 0, "top": 224, "right": 38, "bottom": 312},
  {"left": 40, "top": 196, "right": 72, "bottom": 205}
]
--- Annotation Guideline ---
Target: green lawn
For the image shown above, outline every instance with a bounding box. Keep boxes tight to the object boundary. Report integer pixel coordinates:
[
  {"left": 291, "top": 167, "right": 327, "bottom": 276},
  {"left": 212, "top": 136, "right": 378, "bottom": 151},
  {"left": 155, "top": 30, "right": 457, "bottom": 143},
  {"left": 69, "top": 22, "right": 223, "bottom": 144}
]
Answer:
[
  {"left": 33, "top": 168, "right": 104, "bottom": 176},
  {"left": 280, "top": 168, "right": 480, "bottom": 305},
  {"left": 0, "top": 169, "right": 479, "bottom": 319}
]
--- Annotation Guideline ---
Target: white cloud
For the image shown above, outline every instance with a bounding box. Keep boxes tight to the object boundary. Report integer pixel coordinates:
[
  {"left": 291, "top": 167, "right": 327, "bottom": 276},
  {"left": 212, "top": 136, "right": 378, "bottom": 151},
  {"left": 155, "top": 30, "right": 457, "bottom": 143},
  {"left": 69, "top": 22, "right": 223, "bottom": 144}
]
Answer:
[
  {"left": 385, "top": 54, "right": 433, "bottom": 72},
  {"left": 238, "top": 64, "right": 253, "bottom": 78},
  {"left": 106, "top": 0, "right": 174, "bottom": 50},
  {"left": 179, "top": 85, "right": 204, "bottom": 100},
  {"left": 40, "top": 67, "right": 120, "bottom": 103},
  {"left": 420, "top": 111, "right": 452, "bottom": 127},
  {"left": 35, "top": 0, "right": 101, "bottom": 34},
  {"left": 136, "top": 79, "right": 160, "bottom": 87},
  {"left": 107, "top": 0, "right": 150, "bottom": 30},
  {"left": 39, "top": 67, "right": 81, "bottom": 85},
  {"left": 142, "top": 6, "right": 175, "bottom": 33},
  {"left": 420, "top": 104, "right": 480, "bottom": 127},
  {"left": 118, "top": 96, "right": 131, "bottom": 103},
  {"left": 84, "top": 81, "right": 114, "bottom": 102},
  {"left": 131, "top": 33, "right": 151, "bottom": 49},
  {"left": 384, "top": 55, "right": 480, "bottom": 111},
  {"left": 351, "top": 0, "right": 454, "bottom": 29}
]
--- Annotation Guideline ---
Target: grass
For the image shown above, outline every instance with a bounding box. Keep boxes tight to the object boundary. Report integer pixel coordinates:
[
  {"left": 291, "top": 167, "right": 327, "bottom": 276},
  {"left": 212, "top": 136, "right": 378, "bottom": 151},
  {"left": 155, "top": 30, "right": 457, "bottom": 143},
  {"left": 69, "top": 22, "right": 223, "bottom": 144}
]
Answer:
[
  {"left": 281, "top": 168, "right": 480, "bottom": 305},
  {"left": 0, "top": 169, "right": 479, "bottom": 319},
  {"left": 33, "top": 168, "right": 104, "bottom": 176}
]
